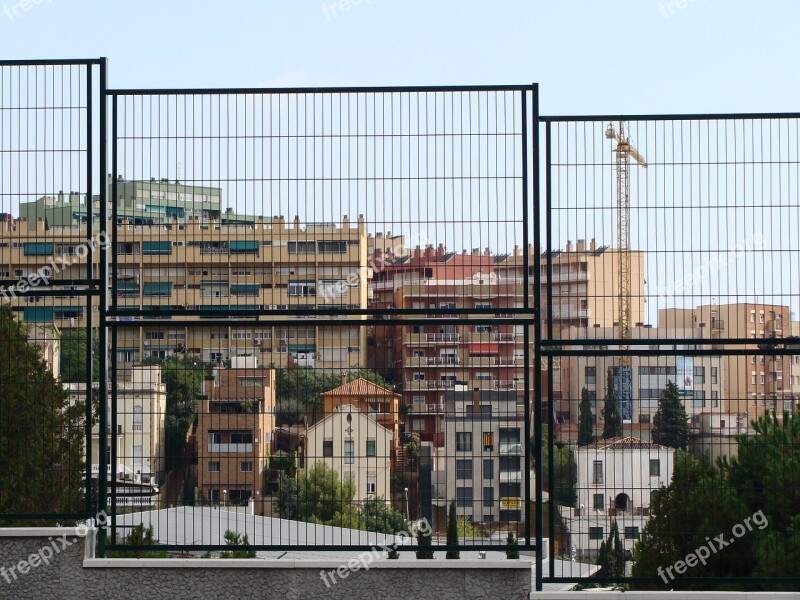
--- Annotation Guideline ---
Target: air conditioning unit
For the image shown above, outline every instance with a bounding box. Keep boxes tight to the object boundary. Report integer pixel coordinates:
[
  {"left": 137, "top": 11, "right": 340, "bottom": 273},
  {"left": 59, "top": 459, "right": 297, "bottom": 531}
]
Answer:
[{"left": 253, "top": 339, "right": 261, "bottom": 346}]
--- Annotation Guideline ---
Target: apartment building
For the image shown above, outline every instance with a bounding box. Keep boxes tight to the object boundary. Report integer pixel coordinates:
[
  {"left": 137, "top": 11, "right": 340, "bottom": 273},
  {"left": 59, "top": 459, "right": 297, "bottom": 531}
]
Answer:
[
  {"left": 4, "top": 178, "right": 370, "bottom": 375},
  {"left": 660, "top": 303, "right": 797, "bottom": 419},
  {"left": 441, "top": 390, "right": 527, "bottom": 525},
  {"left": 304, "top": 403, "right": 394, "bottom": 503},
  {"left": 196, "top": 360, "right": 276, "bottom": 504},
  {"left": 66, "top": 364, "right": 167, "bottom": 484},
  {"left": 559, "top": 325, "right": 725, "bottom": 428}
]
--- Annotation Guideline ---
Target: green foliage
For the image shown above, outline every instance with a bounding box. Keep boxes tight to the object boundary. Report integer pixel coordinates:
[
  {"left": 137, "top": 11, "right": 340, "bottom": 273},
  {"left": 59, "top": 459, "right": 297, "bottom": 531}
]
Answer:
[
  {"left": 275, "top": 472, "right": 300, "bottom": 520},
  {"left": 220, "top": 530, "right": 256, "bottom": 558},
  {"left": 346, "top": 365, "right": 393, "bottom": 390},
  {"left": 578, "top": 387, "right": 595, "bottom": 446},
  {"left": 108, "top": 524, "right": 167, "bottom": 558},
  {"left": 506, "top": 531, "right": 520, "bottom": 559},
  {"left": 298, "top": 461, "right": 356, "bottom": 523},
  {"left": 632, "top": 413, "right": 800, "bottom": 590},
  {"left": 359, "top": 496, "right": 409, "bottom": 534},
  {"left": 601, "top": 368, "right": 622, "bottom": 439},
  {"left": 59, "top": 328, "right": 99, "bottom": 383},
  {"left": 597, "top": 520, "right": 626, "bottom": 578},
  {"left": 534, "top": 425, "right": 578, "bottom": 507},
  {"left": 651, "top": 381, "right": 689, "bottom": 450},
  {"left": 415, "top": 525, "right": 434, "bottom": 559},
  {"left": 456, "top": 515, "right": 484, "bottom": 539},
  {"left": 161, "top": 355, "right": 205, "bottom": 469},
  {"left": 0, "top": 305, "right": 85, "bottom": 524},
  {"left": 275, "top": 367, "right": 340, "bottom": 425},
  {"left": 405, "top": 432, "right": 420, "bottom": 470},
  {"left": 330, "top": 504, "right": 368, "bottom": 531},
  {"left": 446, "top": 501, "right": 460, "bottom": 559}
]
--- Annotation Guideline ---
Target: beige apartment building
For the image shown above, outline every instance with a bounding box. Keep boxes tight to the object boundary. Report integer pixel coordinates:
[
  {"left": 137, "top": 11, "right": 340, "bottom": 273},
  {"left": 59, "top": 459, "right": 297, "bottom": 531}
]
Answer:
[
  {"left": 660, "top": 303, "right": 798, "bottom": 419},
  {"left": 2, "top": 178, "right": 370, "bottom": 375},
  {"left": 66, "top": 365, "right": 167, "bottom": 485},
  {"left": 196, "top": 361, "right": 276, "bottom": 505},
  {"left": 559, "top": 325, "right": 726, "bottom": 428}
]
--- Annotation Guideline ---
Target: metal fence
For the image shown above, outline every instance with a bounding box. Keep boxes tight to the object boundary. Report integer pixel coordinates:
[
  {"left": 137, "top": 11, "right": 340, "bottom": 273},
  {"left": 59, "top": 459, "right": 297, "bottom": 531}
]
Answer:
[{"left": 2, "top": 57, "right": 800, "bottom": 591}]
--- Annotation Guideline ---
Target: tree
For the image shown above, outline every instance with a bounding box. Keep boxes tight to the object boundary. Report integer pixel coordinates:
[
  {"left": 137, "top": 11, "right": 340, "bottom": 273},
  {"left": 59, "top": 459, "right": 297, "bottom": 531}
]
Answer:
[
  {"left": 651, "top": 381, "right": 689, "bottom": 450},
  {"left": 596, "top": 520, "right": 626, "bottom": 578},
  {"left": 59, "top": 329, "right": 99, "bottom": 383},
  {"left": 275, "top": 472, "right": 300, "bottom": 520},
  {"left": 534, "top": 425, "right": 578, "bottom": 507},
  {"left": 416, "top": 525, "right": 434, "bottom": 559},
  {"left": 404, "top": 432, "right": 420, "bottom": 470},
  {"left": 601, "top": 368, "right": 622, "bottom": 439},
  {"left": 578, "top": 387, "right": 595, "bottom": 446},
  {"left": 298, "top": 461, "right": 355, "bottom": 523},
  {"left": 506, "top": 531, "right": 520, "bottom": 559},
  {"left": 220, "top": 530, "right": 257, "bottom": 558},
  {"left": 456, "top": 516, "right": 484, "bottom": 539},
  {"left": 0, "top": 305, "right": 85, "bottom": 523},
  {"left": 161, "top": 355, "right": 205, "bottom": 470},
  {"left": 275, "top": 367, "right": 340, "bottom": 425},
  {"left": 446, "top": 501, "right": 460, "bottom": 559},
  {"left": 360, "top": 496, "right": 409, "bottom": 534},
  {"left": 346, "top": 365, "right": 393, "bottom": 390}
]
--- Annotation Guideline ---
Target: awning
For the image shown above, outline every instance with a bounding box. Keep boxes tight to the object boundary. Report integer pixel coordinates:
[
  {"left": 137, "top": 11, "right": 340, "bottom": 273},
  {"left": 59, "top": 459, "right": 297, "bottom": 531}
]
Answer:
[
  {"left": 229, "top": 240, "right": 260, "bottom": 252},
  {"left": 289, "top": 344, "right": 316, "bottom": 352},
  {"left": 469, "top": 343, "right": 499, "bottom": 354},
  {"left": 143, "top": 281, "right": 173, "bottom": 296},
  {"left": 230, "top": 284, "right": 260, "bottom": 295},
  {"left": 142, "top": 241, "right": 172, "bottom": 255}
]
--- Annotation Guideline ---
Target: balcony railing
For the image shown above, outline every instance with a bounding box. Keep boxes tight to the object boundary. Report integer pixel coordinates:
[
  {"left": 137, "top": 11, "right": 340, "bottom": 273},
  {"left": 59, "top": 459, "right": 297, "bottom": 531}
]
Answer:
[
  {"left": 207, "top": 443, "right": 253, "bottom": 453},
  {"left": 499, "top": 442, "right": 523, "bottom": 455},
  {"left": 499, "top": 470, "right": 523, "bottom": 482},
  {"left": 404, "top": 380, "right": 457, "bottom": 390},
  {"left": 409, "top": 402, "right": 446, "bottom": 414}
]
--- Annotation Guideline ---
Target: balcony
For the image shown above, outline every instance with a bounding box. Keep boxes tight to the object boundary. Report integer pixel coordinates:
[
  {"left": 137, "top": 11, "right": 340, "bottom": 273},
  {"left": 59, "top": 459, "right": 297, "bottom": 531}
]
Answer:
[
  {"left": 499, "top": 442, "right": 523, "bottom": 455},
  {"left": 404, "top": 379, "right": 457, "bottom": 391},
  {"left": 409, "top": 401, "right": 446, "bottom": 414},
  {"left": 404, "top": 356, "right": 461, "bottom": 367},
  {"left": 499, "top": 470, "right": 523, "bottom": 482},
  {"left": 403, "top": 333, "right": 461, "bottom": 345},
  {"left": 711, "top": 319, "right": 725, "bottom": 330},
  {"left": 207, "top": 443, "right": 253, "bottom": 453}
]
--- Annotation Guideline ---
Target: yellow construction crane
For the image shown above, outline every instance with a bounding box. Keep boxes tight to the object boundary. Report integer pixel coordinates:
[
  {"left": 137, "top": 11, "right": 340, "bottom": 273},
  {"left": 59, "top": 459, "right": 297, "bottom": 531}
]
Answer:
[{"left": 605, "top": 121, "right": 646, "bottom": 418}]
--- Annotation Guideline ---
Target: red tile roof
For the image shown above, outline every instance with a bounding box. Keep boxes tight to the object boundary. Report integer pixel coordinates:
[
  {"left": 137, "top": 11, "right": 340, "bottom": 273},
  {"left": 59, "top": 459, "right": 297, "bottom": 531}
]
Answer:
[{"left": 321, "top": 377, "right": 398, "bottom": 399}]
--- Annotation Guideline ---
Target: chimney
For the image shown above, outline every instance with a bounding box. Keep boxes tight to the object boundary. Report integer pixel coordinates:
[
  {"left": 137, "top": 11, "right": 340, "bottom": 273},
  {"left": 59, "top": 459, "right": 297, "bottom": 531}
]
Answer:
[
  {"left": 514, "top": 245, "right": 521, "bottom": 257},
  {"left": 566, "top": 240, "right": 573, "bottom": 252},
  {"left": 293, "top": 216, "right": 300, "bottom": 230},
  {"left": 437, "top": 243, "right": 445, "bottom": 258},
  {"left": 424, "top": 245, "right": 434, "bottom": 260},
  {"left": 484, "top": 247, "right": 491, "bottom": 257},
  {"left": 528, "top": 244, "right": 534, "bottom": 255},
  {"left": 342, "top": 215, "right": 349, "bottom": 228},
  {"left": 590, "top": 238, "right": 597, "bottom": 252},
  {"left": 414, "top": 245, "right": 422, "bottom": 259},
  {"left": 472, "top": 248, "right": 480, "bottom": 256},
  {"left": 577, "top": 239, "right": 585, "bottom": 252}
]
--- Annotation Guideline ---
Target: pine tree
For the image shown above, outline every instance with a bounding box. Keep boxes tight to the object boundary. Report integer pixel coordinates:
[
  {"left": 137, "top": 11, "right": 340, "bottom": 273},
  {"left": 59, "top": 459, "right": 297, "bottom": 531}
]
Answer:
[
  {"left": 416, "top": 525, "right": 434, "bottom": 559},
  {"left": 506, "top": 531, "right": 520, "bottom": 559},
  {"left": 652, "top": 380, "right": 689, "bottom": 450},
  {"left": 446, "top": 501, "right": 460, "bottom": 559},
  {"left": 602, "top": 368, "right": 622, "bottom": 439},
  {"left": 578, "top": 387, "right": 595, "bottom": 446},
  {"left": 0, "top": 305, "right": 85, "bottom": 523},
  {"left": 596, "top": 520, "right": 625, "bottom": 577}
]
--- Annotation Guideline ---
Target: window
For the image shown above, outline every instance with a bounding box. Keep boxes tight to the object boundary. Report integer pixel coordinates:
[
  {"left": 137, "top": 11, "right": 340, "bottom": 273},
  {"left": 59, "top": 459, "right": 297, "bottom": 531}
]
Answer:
[
  {"left": 475, "top": 302, "right": 492, "bottom": 309},
  {"left": 366, "top": 439, "right": 376, "bottom": 457},
  {"left": 499, "top": 510, "right": 521, "bottom": 522},
  {"left": 318, "top": 240, "right": 347, "bottom": 254},
  {"left": 592, "top": 460, "right": 603, "bottom": 483},
  {"left": 589, "top": 527, "right": 604, "bottom": 540},
  {"left": 650, "top": 458, "right": 661, "bottom": 477},
  {"left": 229, "top": 432, "right": 253, "bottom": 444},
  {"left": 474, "top": 325, "right": 492, "bottom": 333},
  {"left": 483, "top": 432, "right": 494, "bottom": 451},
  {"left": 593, "top": 494, "right": 604, "bottom": 511},
  {"left": 456, "top": 487, "right": 473, "bottom": 507},
  {"left": 711, "top": 390, "right": 719, "bottom": 407},
  {"left": 585, "top": 366, "right": 596, "bottom": 385},
  {"left": 132, "top": 405, "right": 143, "bottom": 431},
  {"left": 760, "top": 373, "right": 766, "bottom": 385},
  {"left": 208, "top": 432, "right": 222, "bottom": 445},
  {"left": 639, "top": 414, "right": 651, "bottom": 424},
  {"left": 412, "top": 373, "right": 425, "bottom": 381},
  {"left": 288, "top": 281, "right": 316, "bottom": 297},
  {"left": 624, "top": 526, "right": 640, "bottom": 540},
  {"left": 240, "top": 461, "right": 253, "bottom": 472},
  {"left": 456, "top": 432, "right": 472, "bottom": 452},
  {"left": 483, "top": 487, "right": 494, "bottom": 508},
  {"left": 752, "top": 373, "right": 757, "bottom": 385},
  {"left": 760, "top": 312, "right": 765, "bottom": 323},
  {"left": 366, "top": 475, "right": 377, "bottom": 495},
  {"left": 344, "top": 440, "right": 354, "bottom": 464},
  {"left": 479, "top": 404, "right": 492, "bottom": 417},
  {"left": 288, "top": 241, "right": 315, "bottom": 254},
  {"left": 711, "top": 366, "right": 718, "bottom": 384},
  {"left": 323, "top": 440, "right": 333, "bottom": 457},
  {"left": 483, "top": 459, "right": 494, "bottom": 479},
  {"left": 694, "top": 366, "right": 705, "bottom": 384},
  {"left": 693, "top": 390, "right": 706, "bottom": 408},
  {"left": 456, "top": 459, "right": 473, "bottom": 479},
  {"left": 208, "top": 462, "right": 220, "bottom": 472}
]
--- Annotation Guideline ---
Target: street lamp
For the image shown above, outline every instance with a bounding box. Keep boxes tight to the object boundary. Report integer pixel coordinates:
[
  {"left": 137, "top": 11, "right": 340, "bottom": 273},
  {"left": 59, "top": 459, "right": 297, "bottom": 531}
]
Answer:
[
  {"left": 222, "top": 489, "right": 227, "bottom": 508},
  {"left": 404, "top": 487, "right": 410, "bottom": 520}
]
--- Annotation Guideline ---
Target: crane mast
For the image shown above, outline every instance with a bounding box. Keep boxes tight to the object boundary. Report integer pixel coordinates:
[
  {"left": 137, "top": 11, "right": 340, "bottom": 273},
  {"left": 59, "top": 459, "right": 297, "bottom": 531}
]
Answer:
[{"left": 605, "top": 122, "right": 646, "bottom": 418}]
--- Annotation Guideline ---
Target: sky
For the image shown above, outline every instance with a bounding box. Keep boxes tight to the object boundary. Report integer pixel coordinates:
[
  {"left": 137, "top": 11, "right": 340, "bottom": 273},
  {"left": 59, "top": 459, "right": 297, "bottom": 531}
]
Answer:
[
  {"left": 1, "top": 0, "right": 797, "bottom": 115},
  {"left": 1, "top": 0, "right": 799, "bottom": 320}
]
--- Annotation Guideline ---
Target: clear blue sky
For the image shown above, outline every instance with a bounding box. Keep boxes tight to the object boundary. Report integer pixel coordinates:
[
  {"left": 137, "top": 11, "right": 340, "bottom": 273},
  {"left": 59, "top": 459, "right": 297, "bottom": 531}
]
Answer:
[{"left": 1, "top": 0, "right": 797, "bottom": 115}]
